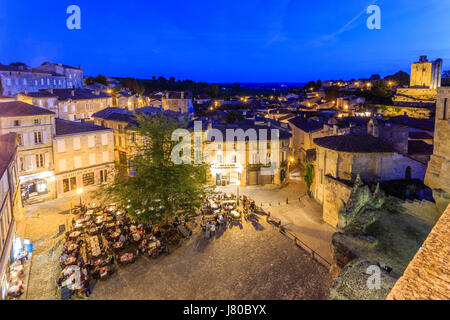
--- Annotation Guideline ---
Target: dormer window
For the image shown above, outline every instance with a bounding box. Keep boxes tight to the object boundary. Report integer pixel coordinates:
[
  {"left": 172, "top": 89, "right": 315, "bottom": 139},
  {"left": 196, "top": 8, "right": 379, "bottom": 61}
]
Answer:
[{"left": 14, "top": 120, "right": 20, "bottom": 126}]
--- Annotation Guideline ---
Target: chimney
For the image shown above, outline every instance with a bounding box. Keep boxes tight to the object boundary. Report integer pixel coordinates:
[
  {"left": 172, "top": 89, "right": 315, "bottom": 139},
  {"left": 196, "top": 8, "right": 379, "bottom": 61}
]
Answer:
[
  {"left": 71, "top": 90, "right": 75, "bottom": 97},
  {"left": 419, "top": 56, "right": 428, "bottom": 63}
]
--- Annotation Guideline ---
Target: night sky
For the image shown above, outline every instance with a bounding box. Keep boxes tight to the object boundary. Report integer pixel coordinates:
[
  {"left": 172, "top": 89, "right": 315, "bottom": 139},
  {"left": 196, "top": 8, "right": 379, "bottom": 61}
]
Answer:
[{"left": 0, "top": 0, "right": 448, "bottom": 82}]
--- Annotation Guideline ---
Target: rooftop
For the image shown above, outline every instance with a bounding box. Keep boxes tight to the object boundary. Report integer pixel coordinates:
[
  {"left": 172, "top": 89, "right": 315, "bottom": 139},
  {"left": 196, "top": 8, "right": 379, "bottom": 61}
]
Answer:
[
  {"left": 51, "top": 89, "right": 111, "bottom": 101},
  {"left": 314, "top": 134, "right": 395, "bottom": 153},
  {"left": 0, "top": 133, "right": 17, "bottom": 177},
  {"left": 386, "top": 116, "right": 435, "bottom": 132},
  {"left": 288, "top": 116, "right": 324, "bottom": 132},
  {"left": 0, "top": 101, "right": 55, "bottom": 117},
  {"left": 55, "top": 119, "right": 111, "bottom": 136}
]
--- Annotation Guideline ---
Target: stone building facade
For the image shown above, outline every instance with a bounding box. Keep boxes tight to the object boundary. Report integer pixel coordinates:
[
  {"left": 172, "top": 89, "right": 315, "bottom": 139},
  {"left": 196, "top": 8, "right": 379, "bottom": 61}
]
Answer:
[
  {"left": 17, "top": 88, "right": 113, "bottom": 121},
  {"left": 410, "top": 56, "right": 442, "bottom": 89},
  {"left": 0, "top": 62, "right": 83, "bottom": 97},
  {"left": 0, "top": 102, "right": 56, "bottom": 202},
  {"left": 0, "top": 132, "right": 22, "bottom": 300},
  {"left": 313, "top": 133, "right": 427, "bottom": 227},
  {"left": 392, "top": 56, "right": 443, "bottom": 107},
  {"left": 162, "top": 91, "right": 193, "bottom": 114},
  {"left": 93, "top": 107, "right": 291, "bottom": 186},
  {"left": 424, "top": 87, "right": 450, "bottom": 213},
  {"left": 53, "top": 120, "right": 114, "bottom": 198}
]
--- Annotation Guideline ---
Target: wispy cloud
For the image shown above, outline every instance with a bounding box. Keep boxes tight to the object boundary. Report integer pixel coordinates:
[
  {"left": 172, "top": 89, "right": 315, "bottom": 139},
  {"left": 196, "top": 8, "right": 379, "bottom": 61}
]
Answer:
[{"left": 306, "top": 0, "right": 379, "bottom": 48}]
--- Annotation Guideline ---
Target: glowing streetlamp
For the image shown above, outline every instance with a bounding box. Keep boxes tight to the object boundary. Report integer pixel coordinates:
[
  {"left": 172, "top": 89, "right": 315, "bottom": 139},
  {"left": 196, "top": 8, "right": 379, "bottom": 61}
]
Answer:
[{"left": 76, "top": 188, "right": 83, "bottom": 208}]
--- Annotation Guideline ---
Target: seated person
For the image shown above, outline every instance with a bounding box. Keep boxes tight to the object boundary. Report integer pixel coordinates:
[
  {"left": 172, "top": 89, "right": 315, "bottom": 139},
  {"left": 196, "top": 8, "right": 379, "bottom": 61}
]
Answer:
[
  {"left": 119, "top": 234, "right": 126, "bottom": 242},
  {"left": 60, "top": 253, "right": 69, "bottom": 264}
]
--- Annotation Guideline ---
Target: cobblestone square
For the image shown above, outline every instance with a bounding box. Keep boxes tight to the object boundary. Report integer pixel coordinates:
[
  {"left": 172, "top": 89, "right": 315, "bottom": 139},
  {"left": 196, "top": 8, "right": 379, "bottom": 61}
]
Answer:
[{"left": 21, "top": 192, "right": 331, "bottom": 300}]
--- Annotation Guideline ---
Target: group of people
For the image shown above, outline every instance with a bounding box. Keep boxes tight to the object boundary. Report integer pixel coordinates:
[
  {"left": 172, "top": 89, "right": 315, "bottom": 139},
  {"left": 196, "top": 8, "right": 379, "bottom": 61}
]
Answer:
[
  {"left": 200, "top": 193, "right": 259, "bottom": 239},
  {"left": 6, "top": 251, "right": 28, "bottom": 299},
  {"left": 56, "top": 203, "right": 173, "bottom": 299}
]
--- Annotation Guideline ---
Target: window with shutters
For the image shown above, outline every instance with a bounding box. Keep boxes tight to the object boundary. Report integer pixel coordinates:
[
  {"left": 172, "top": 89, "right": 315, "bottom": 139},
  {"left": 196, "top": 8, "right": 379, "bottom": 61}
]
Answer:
[
  {"left": 59, "top": 159, "right": 67, "bottom": 171},
  {"left": 34, "top": 132, "right": 43, "bottom": 144},
  {"left": 102, "top": 151, "right": 109, "bottom": 163},
  {"left": 89, "top": 153, "right": 96, "bottom": 166},
  {"left": 101, "top": 134, "right": 108, "bottom": 146},
  {"left": 34, "top": 119, "right": 41, "bottom": 125},
  {"left": 36, "top": 154, "right": 44, "bottom": 168},
  {"left": 88, "top": 135, "right": 95, "bottom": 148},
  {"left": 74, "top": 156, "right": 82, "bottom": 168},
  {"left": 57, "top": 139, "right": 66, "bottom": 153},
  {"left": 17, "top": 133, "right": 23, "bottom": 146},
  {"left": 73, "top": 137, "right": 81, "bottom": 151}
]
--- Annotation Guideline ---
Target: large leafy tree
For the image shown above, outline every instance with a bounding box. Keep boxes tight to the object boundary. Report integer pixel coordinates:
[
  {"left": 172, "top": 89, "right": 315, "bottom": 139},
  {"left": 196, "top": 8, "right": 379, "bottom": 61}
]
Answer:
[{"left": 101, "top": 113, "right": 210, "bottom": 225}]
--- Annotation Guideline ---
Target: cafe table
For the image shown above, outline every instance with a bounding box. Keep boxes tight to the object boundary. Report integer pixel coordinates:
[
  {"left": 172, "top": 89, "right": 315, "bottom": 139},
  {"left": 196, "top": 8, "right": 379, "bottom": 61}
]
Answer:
[
  {"left": 69, "top": 231, "right": 81, "bottom": 239},
  {"left": 230, "top": 210, "right": 241, "bottom": 219}
]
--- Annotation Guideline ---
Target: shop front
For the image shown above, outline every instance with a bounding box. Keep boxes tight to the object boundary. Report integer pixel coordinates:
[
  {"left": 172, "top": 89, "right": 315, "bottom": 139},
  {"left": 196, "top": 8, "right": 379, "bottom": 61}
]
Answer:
[
  {"left": 210, "top": 164, "right": 242, "bottom": 186},
  {"left": 0, "top": 221, "right": 30, "bottom": 300},
  {"left": 19, "top": 171, "right": 56, "bottom": 202},
  {"left": 56, "top": 165, "right": 111, "bottom": 197}
]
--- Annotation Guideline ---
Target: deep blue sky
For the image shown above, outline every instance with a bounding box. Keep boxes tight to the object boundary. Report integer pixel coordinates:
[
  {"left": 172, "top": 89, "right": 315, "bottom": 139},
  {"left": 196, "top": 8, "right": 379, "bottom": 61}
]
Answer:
[{"left": 0, "top": 0, "right": 448, "bottom": 82}]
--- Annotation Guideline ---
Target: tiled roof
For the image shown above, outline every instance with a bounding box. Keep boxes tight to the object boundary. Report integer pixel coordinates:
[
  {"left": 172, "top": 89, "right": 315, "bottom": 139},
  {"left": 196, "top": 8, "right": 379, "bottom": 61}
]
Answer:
[
  {"left": 213, "top": 123, "right": 291, "bottom": 140},
  {"left": 55, "top": 119, "right": 111, "bottom": 136},
  {"left": 408, "top": 140, "right": 434, "bottom": 155},
  {"left": 314, "top": 134, "right": 395, "bottom": 153},
  {"left": 288, "top": 116, "right": 323, "bottom": 132},
  {"left": 0, "top": 101, "right": 55, "bottom": 117},
  {"left": 0, "top": 132, "right": 17, "bottom": 177},
  {"left": 19, "top": 91, "right": 58, "bottom": 98},
  {"left": 408, "top": 131, "right": 434, "bottom": 140},
  {"left": 386, "top": 116, "right": 435, "bottom": 132},
  {"left": 52, "top": 89, "right": 111, "bottom": 101}
]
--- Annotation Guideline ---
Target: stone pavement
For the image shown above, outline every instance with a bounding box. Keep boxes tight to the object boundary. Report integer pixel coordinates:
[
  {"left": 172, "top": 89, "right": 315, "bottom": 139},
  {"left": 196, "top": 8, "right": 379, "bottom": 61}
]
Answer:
[
  {"left": 17, "top": 189, "right": 98, "bottom": 300},
  {"left": 20, "top": 186, "right": 332, "bottom": 300},
  {"left": 216, "top": 181, "right": 336, "bottom": 264},
  {"left": 90, "top": 215, "right": 331, "bottom": 300}
]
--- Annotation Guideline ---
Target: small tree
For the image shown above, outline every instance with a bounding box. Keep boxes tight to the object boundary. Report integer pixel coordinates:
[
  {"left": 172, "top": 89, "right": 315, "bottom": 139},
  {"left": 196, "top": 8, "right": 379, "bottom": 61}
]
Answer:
[
  {"left": 101, "top": 113, "right": 210, "bottom": 225},
  {"left": 304, "top": 162, "right": 314, "bottom": 197}
]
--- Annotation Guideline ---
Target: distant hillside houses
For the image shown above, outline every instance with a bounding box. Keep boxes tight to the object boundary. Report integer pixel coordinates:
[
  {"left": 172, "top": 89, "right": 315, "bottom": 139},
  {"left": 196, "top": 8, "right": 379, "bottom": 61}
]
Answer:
[{"left": 0, "top": 62, "right": 83, "bottom": 96}]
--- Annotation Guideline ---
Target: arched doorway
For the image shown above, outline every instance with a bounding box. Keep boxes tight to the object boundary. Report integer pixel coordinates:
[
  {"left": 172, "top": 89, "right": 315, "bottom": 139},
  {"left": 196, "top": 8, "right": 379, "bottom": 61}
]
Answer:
[{"left": 405, "top": 166, "right": 412, "bottom": 179}]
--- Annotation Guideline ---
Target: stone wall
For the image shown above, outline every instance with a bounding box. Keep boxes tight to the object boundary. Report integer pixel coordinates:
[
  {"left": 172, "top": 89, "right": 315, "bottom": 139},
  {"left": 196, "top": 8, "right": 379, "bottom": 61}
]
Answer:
[
  {"left": 387, "top": 204, "right": 450, "bottom": 300},
  {"left": 390, "top": 196, "right": 440, "bottom": 225},
  {"left": 322, "top": 176, "right": 353, "bottom": 227},
  {"left": 329, "top": 258, "right": 397, "bottom": 300},
  {"left": 376, "top": 105, "right": 433, "bottom": 119},
  {"left": 424, "top": 87, "right": 450, "bottom": 213}
]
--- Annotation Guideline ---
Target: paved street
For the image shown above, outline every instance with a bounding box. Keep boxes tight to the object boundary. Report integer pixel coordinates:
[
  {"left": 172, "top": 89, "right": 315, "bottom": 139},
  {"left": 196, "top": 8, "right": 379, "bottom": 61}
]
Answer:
[
  {"left": 17, "top": 189, "right": 97, "bottom": 300},
  {"left": 90, "top": 216, "right": 331, "bottom": 300},
  {"left": 217, "top": 181, "right": 336, "bottom": 263},
  {"left": 19, "top": 186, "right": 332, "bottom": 300}
]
